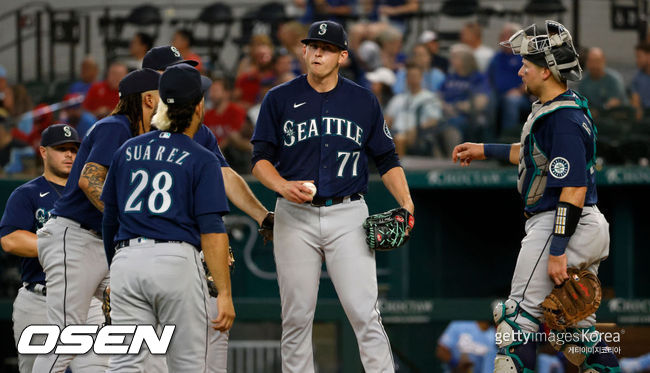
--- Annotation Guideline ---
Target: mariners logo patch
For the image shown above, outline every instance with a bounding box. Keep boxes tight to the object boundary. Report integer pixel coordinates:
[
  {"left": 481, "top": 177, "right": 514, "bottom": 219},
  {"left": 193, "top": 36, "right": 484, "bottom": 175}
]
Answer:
[
  {"left": 170, "top": 46, "right": 181, "bottom": 58},
  {"left": 383, "top": 121, "right": 392, "bottom": 139},
  {"left": 549, "top": 157, "right": 570, "bottom": 179},
  {"left": 319, "top": 23, "right": 327, "bottom": 35},
  {"left": 63, "top": 125, "right": 72, "bottom": 137}
]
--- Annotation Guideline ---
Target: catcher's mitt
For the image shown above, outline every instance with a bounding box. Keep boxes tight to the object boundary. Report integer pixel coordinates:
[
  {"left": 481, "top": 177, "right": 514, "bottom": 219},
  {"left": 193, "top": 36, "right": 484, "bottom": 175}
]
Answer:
[
  {"left": 102, "top": 287, "right": 111, "bottom": 326},
  {"left": 541, "top": 268, "right": 602, "bottom": 330},
  {"left": 258, "top": 212, "right": 274, "bottom": 244},
  {"left": 363, "top": 207, "right": 414, "bottom": 251},
  {"left": 201, "top": 247, "right": 235, "bottom": 298}
]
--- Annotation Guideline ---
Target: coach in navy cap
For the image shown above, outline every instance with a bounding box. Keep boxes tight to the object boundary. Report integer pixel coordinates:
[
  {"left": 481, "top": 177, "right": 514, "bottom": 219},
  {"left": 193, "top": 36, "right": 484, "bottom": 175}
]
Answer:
[
  {"left": 301, "top": 20, "right": 348, "bottom": 50},
  {"left": 143, "top": 46, "right": 199, "bottom": 71}
]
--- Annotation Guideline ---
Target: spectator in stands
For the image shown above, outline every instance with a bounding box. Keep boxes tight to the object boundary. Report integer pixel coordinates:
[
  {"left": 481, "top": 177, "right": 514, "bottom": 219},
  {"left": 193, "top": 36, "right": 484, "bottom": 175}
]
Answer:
[
  {"left": 205, "top": 77, "right": 247, "bottom": 147},
  {"left": 631, "top": 43, "right": 650, "bottom": 121},
  {"left": 0, "top": 65, "right": 14, "bottom": 116},
  {"left": 172, "top": 29, "right": 204, "bottom": 73},
  {"left": 460, "top": 22, "right": 494, "bottom": 73},
  {"left": 367, "top": 0, "right": 418, "bottom": 33},
  {"left": 235, "top": 35, "right": 275, "bottom": 109},
  {"left": 393, "top": 43, "right": 445, "bottom": 94},
  {"left": 12, "top": 103, "right": 55, "bottom": 151},
  {"left": 437, "top": 320, "right": 496, "bottom": 373},
  {"left": 419, "top": 30, "right": 450, "bottom": 73},
  {"left": 620, "top": 352, "right": 650, "bottom": 373},
  {"left": 366, "top": 67, "right": 396, "bottom": 108},
  {"left": 384, "top": 63, "right": 448, "bottom": 157},
  {"left": 68, "top": 56, "right": 99, "bottom": 96},
  {"left": 59, "top": 93, "right": 97, "bottom": 138},
  {"left": 487, "top": 23, "right": 530, "bottom": 136},
  {"left": 0, "top": 115, "right": 34, "bottom": 175},
  {"left": 277, "top": 21, "right": 308, "bottom": 75},
  {"left": 125, "top": 32, "right": 154, "bottom": 70},
  {"left": 272, "top": 50, "right": 298, "bottom": 82},
  {"left": 440, "top": 44, "right": 492, "bottom": 142},
  {"left": 577, "top": 47, "right": 627, "bottom": 118},
  {"left": 82, "top": 61, "right": 127, "bottom": 119},
  {"left": 377, "top": 25, "right": 406, "bottom": 72},
  {"left": 297, "top": 0, "right": 356, "bottom": 27}
]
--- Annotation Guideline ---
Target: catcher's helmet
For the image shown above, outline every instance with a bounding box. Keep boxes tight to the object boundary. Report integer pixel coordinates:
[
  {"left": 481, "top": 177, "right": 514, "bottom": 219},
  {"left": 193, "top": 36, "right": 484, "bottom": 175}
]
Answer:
[{"left": 500, "top": 20, "right": 581, "bottom": 82}]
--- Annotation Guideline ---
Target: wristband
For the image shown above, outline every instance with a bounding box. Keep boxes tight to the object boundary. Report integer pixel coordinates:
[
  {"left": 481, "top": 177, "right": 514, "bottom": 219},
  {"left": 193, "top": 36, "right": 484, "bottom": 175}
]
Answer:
[
  {"left": 483, "top": 144, "right": 511, "bottom": 161},
  {"left": 549, "top": 202, "right": 582, "bottom": 256}
]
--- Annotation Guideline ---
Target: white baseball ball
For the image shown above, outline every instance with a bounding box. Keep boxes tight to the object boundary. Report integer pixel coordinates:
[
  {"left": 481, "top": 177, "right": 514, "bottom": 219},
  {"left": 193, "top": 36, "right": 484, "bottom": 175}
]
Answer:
[{"left": 302, "top": 182, "right": 317, "bottom": 198}]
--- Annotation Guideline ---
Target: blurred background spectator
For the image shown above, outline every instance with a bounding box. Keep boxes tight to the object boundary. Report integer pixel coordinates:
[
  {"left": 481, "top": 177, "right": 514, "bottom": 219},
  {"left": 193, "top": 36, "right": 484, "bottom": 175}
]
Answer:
[
  {"left": 276, "top": 21, "right": 308, "bottom": 75},
  {"left": 68, "top": 57, "right": 99, "bottom": 96},
  {"left": 419, "top": 30, "right": 450, "bottom": 73},
  {"left": 235, "top": 34, "right": 275, "bottom": 110},
  {"left": 460, "top": 22, "right": 494, "bottom": 73},
  {"left": 205, "top": 76, "right": 247, "bottom": 148},
  {"left": 366, "top": 67, "right": 396, "bottom": 108},
  {"left": 58, "top": 93, "right": 96, "bottom": 138},
  {"left": 436, "top": 320, "right": 496, "bottom": 373},
  {"left": 576, "top": 47, "right": 627, "bottom": 119},
  {"left": 296, "top": 0, "right": 356, "bottom": 27},
  {"left": 82, "top": 61, "right": 127, "bottom": 119},
  {"left": 367, "top": 0, "right": 419, "bottom": 33},
  {"left": 0, "top": 116, "right": 34, "bottom": 175},
  {"left": 172, "top": 29, "right": 204, "bottom": 73},
  {"left": 124, "top": 32, "right": 155, "bottom": 71},
  {"left": 0, "top": 66, "right": 14, "bottom": 116},
  {"left": 630, "top": 43, "right": 650, "bottom": 121},
  {"left": 377, "top": 25, "right": 406, "bottom": 72},
  {"left": 393, "top": 43, "right": 445, "bottom": 94}
]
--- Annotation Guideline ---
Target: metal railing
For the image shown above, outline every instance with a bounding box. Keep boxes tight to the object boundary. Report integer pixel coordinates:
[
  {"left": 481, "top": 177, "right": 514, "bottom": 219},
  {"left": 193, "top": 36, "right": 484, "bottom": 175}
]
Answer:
[{"left": 228, "top": 340, "right": 282, "bottom": 373}]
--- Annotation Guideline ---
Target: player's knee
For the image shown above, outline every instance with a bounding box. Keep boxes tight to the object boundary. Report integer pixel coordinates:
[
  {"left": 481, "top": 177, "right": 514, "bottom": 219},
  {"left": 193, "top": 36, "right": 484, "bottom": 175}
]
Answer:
[
  {"left": 493, "top": 299, "right": 540, "bottom": 373},
  {"left": 581, "top": 340, "right": 620, "bottom": 373},
  {"left": 495, "top": 342, "right": 537, "bottom": 373}
]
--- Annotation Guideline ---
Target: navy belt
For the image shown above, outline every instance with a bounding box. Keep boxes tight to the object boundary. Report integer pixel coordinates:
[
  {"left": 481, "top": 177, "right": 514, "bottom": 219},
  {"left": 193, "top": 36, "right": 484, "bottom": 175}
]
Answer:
[
  {"left": 117, "top": 238, "right": 183, "bottom": 249},
  {"left": 52, "top": 216, "right": 101, "bottom": 237},
  {"left": 25, "top": 282, "right": 46, "bottom": 296},
  {"left": 310, "top": 193, "right": 362, "bottom": 207}
]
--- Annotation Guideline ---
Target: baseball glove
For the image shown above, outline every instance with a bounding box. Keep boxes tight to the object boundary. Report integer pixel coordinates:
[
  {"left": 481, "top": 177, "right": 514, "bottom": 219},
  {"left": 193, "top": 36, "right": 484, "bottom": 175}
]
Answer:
[
  {"left": 258, "top": 212, "right": 274, "bottom": 244},
  {"left": 102, "top": 287, "right": 111, "bottom": 326},
  {"left": 202, "top": 247, "right": 235, "bottom": 298},
  {"left": 363, "top": 207, "right": 414, "bottom": 251},
  {"left": 541, "top": 268, "right": 602, "bottom": 330}
]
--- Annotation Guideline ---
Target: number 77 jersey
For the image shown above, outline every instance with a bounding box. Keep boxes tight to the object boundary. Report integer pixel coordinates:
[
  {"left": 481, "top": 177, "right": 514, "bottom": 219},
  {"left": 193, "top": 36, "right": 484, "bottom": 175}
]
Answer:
[
  {"left": 251, "top": 75, "right": 395, "bottom": 197},
  {"left": 101, "top": 130, "right": 229, "bottom": 248}
]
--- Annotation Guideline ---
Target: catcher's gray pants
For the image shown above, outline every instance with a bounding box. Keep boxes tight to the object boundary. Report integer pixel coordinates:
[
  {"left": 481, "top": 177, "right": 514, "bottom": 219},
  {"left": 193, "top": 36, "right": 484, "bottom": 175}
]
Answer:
[
  {"left": 33, "top": 216, "right": 110, "bottom": 373},
  {"left": 107, "top": 239, "right": 211, "bottom": 373},
  {"left": 509, "top": 205, "right": 609, "bottom": 333},
  {"left": 12, "top": 285, "right": 104, "bottom": 373},
  {"left": 274, "top": 197, "right": 394, "bottom": 373}
]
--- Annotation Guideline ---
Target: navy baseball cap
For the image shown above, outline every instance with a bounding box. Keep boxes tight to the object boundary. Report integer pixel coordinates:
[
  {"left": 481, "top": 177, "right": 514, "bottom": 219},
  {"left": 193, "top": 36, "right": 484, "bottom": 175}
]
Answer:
[
  {"left": 301, "top": 21, "right": 348, "bottom": 51},
  {"left": 118, "top": 68, "right": 160, "bottom": 97},
  {"left": 159, "top": 63, "right": 211, "bottom": 105},
  {"left": 143, "top": 46, "right": 199, "bottom": 71},
  {"left": 40, "top": 124, "right": 81, "bottom": 147}
]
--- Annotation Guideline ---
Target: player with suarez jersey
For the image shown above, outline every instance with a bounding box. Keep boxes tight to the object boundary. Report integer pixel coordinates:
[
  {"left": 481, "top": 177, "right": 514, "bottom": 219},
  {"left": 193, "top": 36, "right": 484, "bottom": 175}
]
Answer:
[
  {"left": 452, "top": 21, "right": 619, "bottom": 373},
  {"left": 251, "top": 20, "right": 414, "bottom": 373}
]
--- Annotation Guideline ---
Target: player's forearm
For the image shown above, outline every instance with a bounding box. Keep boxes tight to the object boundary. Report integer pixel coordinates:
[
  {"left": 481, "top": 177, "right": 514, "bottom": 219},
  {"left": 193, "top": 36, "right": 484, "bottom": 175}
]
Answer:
[
  {"left": 509, "top": 143, "right": 520, "bottom": 165},
  {"left": 381, "top": 167, "right": 414, "bottom": 214},
  {"left": 222, "top": 167, "right": 268, "bottom": 226},
  {"left": 559, "top": 186, "right": 587, "bottom": 208},
  {"left": 201, "top": 233, "right": 232, "bottom": 296},
  {"left": 252, "top": 160, "right": 288, "bottom": 194},
  {"left": 79, "top": 162, "right": 107, "bottom": 213},
  {"left": 0, "top": 230, "right": 38, "bottom": 257}
]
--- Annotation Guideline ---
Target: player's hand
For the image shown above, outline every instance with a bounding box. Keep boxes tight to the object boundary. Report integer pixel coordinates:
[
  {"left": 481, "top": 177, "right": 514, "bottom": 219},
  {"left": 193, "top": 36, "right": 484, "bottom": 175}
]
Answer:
[
  {"left": 548, "top": 254, "right": 569, "bottom": 286},
  {"left": 212, "top": 294, "right": 235, "bottom": 332},
  {"left": 452, "top": 142, "right": 486, "bottom": 167},
  {"left": 278, "top": 180, "right": 315, "bottom": 204}
]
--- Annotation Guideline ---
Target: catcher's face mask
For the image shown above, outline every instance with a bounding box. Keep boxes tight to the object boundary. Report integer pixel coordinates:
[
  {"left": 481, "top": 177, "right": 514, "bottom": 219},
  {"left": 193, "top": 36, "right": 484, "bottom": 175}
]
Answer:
[{"left": 500, "top": 20, "right": 582, "bottom": 81}]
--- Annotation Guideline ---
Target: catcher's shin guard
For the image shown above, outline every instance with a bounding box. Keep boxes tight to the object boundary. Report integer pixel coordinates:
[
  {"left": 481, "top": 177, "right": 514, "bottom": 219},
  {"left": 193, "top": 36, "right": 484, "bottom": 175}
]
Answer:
[
  {"left": 549, "top": 326, "right": 601, "bottom": 366},
  {"left": 580, "top": 341, "right": 621, "bottom": 373},
  {"left": 493, "top": 299, "right": 539, "bottom": 373}
]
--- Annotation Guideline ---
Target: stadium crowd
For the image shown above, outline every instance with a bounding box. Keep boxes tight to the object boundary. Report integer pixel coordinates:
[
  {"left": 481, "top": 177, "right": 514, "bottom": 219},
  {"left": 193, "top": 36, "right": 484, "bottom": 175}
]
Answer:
[{"left": 1, "top": 0, "right": 649, "bottom": 177}]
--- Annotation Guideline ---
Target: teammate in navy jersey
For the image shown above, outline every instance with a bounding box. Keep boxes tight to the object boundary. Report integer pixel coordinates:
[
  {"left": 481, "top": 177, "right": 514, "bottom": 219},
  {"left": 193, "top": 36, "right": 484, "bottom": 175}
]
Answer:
[
  {"left": 143, "top": 46, "right": 273, "bottom": 373},
  {"left": 101, "top": 63, "right": 234, "bottom": 372},
  {"left": 452, "top": 21, "right": 618, "bottom": 373},
  {"left": 33, "top": 69, "right": 161, "bottom": 373},
  {"left": 251, "top": 21, "right": 414, "bottom": 373},
  {"left": 0, "top": 124, "right": 103, "bottom": 372}
]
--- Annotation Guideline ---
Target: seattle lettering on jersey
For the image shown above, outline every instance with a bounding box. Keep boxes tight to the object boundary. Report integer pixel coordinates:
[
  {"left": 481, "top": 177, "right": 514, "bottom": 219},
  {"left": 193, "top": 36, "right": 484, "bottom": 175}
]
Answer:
[
  {"left": 283, "top": 116, "right": 363, "bottom": 147},
  {"left": 124, "top": 142, "right": 191, "bottom": 165}
]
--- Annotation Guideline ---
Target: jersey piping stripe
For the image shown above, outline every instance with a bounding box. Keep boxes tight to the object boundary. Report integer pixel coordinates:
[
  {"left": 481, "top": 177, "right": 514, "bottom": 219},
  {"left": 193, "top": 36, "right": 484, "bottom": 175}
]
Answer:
[
  {"left": 48, "top": 227, "right": 69, "bottom": 373},
  {"left": 513, "top": 232, "right": 552, "bottom": 326},
  {"left": 373, "top": 298, "right": 395, "bottom": 369},
  {"left": 192, "top": 250, "right": 209, "bottom": 373}
]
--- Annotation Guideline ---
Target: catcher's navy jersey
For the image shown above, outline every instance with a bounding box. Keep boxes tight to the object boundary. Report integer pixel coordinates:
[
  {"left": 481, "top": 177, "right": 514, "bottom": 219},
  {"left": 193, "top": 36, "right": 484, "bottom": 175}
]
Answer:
[
  {"left": 252, "top": 75, "right": 395, "bottom": 197},
  {"left": 53, "top": 115, "right": 132, "bottom": 232},
  {"left": 194, "top": 124, "right": 230, "bottom": 168},
  {"left": 0, "top": 177, "right": 65, "bottom": 283},
  {"left": 101, "top": 130, "right": 229, "bottom": 248},
  {"left": 523, "top": 90, "right": 598, "bottom": 213}
]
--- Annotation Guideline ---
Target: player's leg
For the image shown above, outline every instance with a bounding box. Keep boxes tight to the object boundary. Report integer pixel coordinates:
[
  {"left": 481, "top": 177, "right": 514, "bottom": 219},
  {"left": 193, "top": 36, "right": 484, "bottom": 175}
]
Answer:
[
  {"left": 206, "top": 295, "right": 229, "bottom": 373},
  {"left": 153, "top": 242, "right": 210, "bottom": 373},
  {"left": 69, "top": 297, "right": 112, "bottom": 372},
  {"left": 12, "top": 286, "right": 47, "bottom": 373},
  {"left": 34, "top": 219, "right": 109, "bottom": 372},
  {"left": 106, "top": 245, "right": 157, "bottom": 372},
  {"left": 323, "top": 198, "right": 395, "bottom": 372},
  {"left": 274, "top": 198, "right": 324, "bottom": 373}
]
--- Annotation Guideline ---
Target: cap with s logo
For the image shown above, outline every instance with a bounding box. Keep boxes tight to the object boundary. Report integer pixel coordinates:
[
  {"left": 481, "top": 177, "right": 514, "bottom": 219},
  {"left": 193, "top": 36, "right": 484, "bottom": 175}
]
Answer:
[
  {"left": 40, "top": 124, "right": 81, "bottom": 147},
  {"left": 301, "top": 21, "right": 348, "bottom": 51},
  {"left": 142, "top": 46, "right": 199, "bottom": 71}
]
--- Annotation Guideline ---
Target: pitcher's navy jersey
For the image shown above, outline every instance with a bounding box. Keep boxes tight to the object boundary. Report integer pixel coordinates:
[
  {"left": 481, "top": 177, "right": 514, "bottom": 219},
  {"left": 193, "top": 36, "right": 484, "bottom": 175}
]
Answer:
[
  {"left": 194, "top": 124, "right": 229, "bottom": 168},
  {"left": 53, "top": 115, "right": 132, "bottom": 232},
  {"left": 0, "top": 177, "right": 65, "bottom": 283},
  {"left": 251, "top": 75, "right": 395, "bottom": 197},
  {"left": 523, "top": 90, "right": 598, "bottom": 214},
  {"left": 101, "top": 130, "right": 229, "bottom": 247}
]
